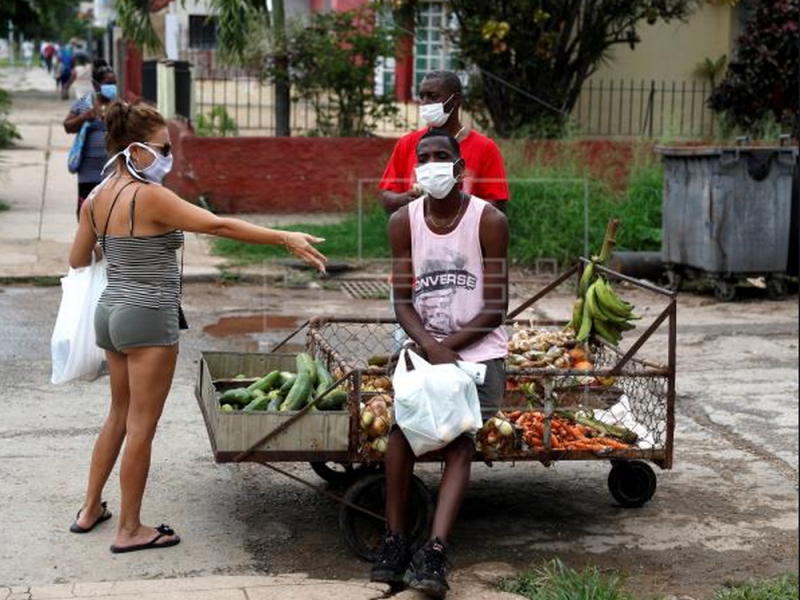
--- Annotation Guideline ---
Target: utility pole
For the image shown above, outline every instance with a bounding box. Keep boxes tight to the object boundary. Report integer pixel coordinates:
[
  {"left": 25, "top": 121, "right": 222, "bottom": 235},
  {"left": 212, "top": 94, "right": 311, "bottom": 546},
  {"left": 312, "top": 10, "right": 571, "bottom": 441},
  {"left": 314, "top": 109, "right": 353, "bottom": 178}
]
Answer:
[{"left": 7, "top": 20, "right": 14, "bottom": 64}]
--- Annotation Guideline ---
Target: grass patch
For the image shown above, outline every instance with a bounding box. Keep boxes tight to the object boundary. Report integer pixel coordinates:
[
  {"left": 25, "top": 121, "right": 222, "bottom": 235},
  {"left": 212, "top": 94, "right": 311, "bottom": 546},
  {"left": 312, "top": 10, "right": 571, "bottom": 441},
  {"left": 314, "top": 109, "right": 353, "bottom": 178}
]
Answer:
[
  {"left": 499, "top": 559, "right": 634, "bottom": 600},
  {"left": 212, "top": 147, "right": 664, "bottom": 266},
  {"left": 212, "top": 205, "right": 390, "bottom": 264},
  {"left": 712, "top": 574, "right": 798, "bottom": 600}
]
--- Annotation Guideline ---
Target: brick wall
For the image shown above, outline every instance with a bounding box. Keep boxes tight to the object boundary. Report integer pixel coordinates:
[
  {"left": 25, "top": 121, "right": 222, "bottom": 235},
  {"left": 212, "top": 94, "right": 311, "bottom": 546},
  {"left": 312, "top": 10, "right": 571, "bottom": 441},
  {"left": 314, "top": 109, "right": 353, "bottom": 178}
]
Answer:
[
  {"left": 165, "top": 120, "right": 645, "bottom": 213},
  {"left": 165, "top": 120, "right": 397, "bottom": 213}
]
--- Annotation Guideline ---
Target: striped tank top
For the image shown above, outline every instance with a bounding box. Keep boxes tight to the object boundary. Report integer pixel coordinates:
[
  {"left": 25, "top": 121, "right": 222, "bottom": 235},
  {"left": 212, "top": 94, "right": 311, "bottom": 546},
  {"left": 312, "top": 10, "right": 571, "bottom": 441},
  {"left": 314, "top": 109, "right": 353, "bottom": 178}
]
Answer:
[{"left": 91, "top": 180, "right": 184, "bottom": 310}]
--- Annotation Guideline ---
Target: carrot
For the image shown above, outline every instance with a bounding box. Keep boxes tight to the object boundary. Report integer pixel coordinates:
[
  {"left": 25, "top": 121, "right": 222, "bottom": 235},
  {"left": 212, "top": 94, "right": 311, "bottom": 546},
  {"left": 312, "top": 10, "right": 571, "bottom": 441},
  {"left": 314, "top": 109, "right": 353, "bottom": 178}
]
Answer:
[{"left": 508, "top": 411, "right": 522, "bottom": 421}]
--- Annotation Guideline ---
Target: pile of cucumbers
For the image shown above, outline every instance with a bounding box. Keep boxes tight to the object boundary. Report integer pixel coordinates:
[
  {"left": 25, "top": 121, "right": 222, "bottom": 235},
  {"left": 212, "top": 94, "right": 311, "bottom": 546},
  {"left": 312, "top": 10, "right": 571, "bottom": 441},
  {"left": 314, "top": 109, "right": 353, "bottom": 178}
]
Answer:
[{"left": 218, "top": 353, "right": 348, "bottom": 413}]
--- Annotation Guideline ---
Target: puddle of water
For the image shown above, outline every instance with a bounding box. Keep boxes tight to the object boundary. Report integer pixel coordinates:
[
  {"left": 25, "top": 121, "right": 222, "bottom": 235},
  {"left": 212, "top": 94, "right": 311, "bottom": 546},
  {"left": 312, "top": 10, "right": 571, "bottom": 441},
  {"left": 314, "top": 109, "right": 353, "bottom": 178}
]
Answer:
[
  {"left": 204, "top": 315, "right": 300, "bottom": 338},
  {"left": 203, "top": 314, "right": 305, "bottom": 353}
]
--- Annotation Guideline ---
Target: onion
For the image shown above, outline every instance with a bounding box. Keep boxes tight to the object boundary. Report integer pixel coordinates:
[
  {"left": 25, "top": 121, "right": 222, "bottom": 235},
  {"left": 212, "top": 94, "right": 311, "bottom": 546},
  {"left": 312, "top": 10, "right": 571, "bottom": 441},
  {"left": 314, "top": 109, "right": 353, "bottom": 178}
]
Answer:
[
  {"left": 498, "top": 420, "right": 514, "bottom": 438},
  {"left": 368, "top": 414, "right": 391, "bottom": 439},
  {"left": 360, "top": 407, "right": 375, "bottom": 430},
  {"left": 372, "top": 436, "right": 388, "bottom": 455}
]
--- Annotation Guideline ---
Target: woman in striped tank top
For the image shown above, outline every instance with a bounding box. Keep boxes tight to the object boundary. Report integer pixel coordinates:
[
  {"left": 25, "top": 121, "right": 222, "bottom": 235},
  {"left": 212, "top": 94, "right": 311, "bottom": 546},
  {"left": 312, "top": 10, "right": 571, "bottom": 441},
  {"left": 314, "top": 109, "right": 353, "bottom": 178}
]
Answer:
[{"left": 67, "top": 101, "right": 327, "bottom": 553}]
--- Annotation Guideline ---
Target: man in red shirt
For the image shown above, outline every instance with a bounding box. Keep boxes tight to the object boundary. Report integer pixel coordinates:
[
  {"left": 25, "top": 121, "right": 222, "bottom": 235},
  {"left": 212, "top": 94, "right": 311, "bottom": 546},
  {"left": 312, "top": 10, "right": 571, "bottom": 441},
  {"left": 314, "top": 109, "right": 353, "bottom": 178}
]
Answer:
[{"left": 380, "top": 71, "right": 510, "bottom": 214}]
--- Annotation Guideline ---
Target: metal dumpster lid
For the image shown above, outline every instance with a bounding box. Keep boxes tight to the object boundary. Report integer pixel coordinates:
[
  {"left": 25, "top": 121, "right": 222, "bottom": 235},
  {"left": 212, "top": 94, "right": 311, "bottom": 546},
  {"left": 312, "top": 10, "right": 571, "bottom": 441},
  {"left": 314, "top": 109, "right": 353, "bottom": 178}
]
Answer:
[{"left": 655, "top": 144, "right": 798, "bottom": 157}]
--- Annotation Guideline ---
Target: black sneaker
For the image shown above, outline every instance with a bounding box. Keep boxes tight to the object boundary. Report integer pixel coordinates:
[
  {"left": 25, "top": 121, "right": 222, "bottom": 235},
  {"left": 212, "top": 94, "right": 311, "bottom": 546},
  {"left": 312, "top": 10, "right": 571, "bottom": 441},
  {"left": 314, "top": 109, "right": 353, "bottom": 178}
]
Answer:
[
  {"left": 370, "top": 531, "right": 411, "bottom": 585},
  {"left": 405, "top": 538, "right": 450, "bottom": 599}
]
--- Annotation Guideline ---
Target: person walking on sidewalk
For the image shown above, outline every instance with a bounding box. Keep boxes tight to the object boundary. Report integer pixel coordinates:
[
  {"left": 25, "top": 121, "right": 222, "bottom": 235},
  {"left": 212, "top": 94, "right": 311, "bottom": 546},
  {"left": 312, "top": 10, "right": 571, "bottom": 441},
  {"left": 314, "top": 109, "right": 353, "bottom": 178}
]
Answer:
[
  {"left": 379, "top": 71, "right": 510, "bottom": 215},
  {"left": 67, "top": 101, "right": 327, "bottom": 553},
  {"left": 371, "top": 129, "right": 508, "bottom": 598},
  {"left": 63, "top": 62, "right": 117, "bottom": 219}
]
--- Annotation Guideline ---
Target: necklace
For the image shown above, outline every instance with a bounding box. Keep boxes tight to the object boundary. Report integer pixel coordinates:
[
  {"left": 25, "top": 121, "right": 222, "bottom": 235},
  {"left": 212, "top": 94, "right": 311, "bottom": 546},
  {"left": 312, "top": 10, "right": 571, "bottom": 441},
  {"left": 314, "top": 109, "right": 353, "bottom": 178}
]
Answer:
[{"left": 425, "top": 192, "right": 467, "bottom": 231}]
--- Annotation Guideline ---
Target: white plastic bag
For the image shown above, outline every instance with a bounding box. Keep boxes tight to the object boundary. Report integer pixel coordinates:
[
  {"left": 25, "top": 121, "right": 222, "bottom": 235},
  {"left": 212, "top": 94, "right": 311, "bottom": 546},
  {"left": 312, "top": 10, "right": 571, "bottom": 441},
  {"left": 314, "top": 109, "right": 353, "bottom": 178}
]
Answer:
[
  {"left": 51, "top": 256, "right": 107, "bottom": 384},
  {"left": 392, "top": 349, "right": 483, "bottom": 457}
]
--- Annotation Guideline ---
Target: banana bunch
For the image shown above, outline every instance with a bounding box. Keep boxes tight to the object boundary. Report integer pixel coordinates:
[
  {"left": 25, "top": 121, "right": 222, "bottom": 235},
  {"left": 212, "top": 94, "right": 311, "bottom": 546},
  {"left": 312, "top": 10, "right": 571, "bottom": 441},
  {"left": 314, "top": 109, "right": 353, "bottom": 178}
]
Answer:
[{"left": 567, "top": 263, "right": 639, "bottom": 345}]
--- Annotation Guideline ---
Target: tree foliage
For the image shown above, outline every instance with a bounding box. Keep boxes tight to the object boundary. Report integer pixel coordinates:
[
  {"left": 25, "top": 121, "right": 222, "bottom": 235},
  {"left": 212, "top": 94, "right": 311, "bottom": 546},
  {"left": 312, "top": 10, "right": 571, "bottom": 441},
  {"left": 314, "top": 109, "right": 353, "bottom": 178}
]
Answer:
[
  {"left": 287, "top": 5, "right": 399, "bottom": 136},
  {"left": 709, "top": 0, "right": 799, "bottom": 136},
  {"left": 0, "top": 0, "right": 84, "bottom": 41},
  {"left": 386, "top": 0, "right": 700, "bottom": 137}
]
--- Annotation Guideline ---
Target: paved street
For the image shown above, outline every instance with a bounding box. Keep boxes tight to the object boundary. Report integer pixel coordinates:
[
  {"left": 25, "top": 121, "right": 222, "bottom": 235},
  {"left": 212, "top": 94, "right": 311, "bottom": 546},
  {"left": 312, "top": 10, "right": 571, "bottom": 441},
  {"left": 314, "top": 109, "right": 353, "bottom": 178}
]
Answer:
[{"left": 0, "top": 280, "right": 796, "bottom": 599}]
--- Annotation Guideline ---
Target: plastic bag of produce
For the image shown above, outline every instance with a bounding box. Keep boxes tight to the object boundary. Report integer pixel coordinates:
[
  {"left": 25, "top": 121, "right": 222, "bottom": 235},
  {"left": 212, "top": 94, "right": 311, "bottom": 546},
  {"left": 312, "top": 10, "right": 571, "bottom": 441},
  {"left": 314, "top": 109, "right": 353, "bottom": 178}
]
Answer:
[
  {"left": 392, "top": 349, "right": 482, "bottom": 457},
  {"left": 50, "top": 256, "right": 107, "bottom": 384}
]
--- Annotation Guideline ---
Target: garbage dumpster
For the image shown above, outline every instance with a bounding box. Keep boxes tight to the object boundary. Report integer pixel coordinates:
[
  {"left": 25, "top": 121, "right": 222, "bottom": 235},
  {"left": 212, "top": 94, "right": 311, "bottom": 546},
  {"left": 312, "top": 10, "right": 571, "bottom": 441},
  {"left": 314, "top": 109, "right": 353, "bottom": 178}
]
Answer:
[{"left": 657, "top": 142, "right": 798, "bottom": 301}]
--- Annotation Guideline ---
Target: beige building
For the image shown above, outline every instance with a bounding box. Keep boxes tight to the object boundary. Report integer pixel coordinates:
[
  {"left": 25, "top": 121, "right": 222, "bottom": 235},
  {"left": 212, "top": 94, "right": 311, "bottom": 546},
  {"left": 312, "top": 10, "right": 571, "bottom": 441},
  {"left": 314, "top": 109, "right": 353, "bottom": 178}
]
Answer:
[{"left": 577, "top": 1, "right": 754, "bottom": 138}]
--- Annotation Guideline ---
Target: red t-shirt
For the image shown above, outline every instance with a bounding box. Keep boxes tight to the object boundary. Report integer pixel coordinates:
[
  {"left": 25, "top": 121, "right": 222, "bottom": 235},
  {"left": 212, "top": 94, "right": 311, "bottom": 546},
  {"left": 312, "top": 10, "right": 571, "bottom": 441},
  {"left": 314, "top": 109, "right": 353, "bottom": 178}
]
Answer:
[{"left": 379, "top": 129, "right": 510, "bottom": 202}]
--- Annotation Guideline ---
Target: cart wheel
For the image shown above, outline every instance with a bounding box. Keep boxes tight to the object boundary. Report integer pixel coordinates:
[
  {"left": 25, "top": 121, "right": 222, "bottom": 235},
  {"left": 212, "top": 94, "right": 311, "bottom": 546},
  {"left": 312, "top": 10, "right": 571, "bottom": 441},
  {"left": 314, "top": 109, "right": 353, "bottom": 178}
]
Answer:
[
  {"left": 713, "top": 279, "right": 737, "bottom": 302},
  {"left": 766, "top": 276, "right": 789, "bottom": 301},
  {"left": 309, "top": 462, "right": 381, "bottom": 487},
  {"left": 608, "top": 461, "right": 657, "bottom": 508},
  {"left": 666, "top": 267, "right": 684, "bottom": 292},
  {"left": 339, "top": 473, "right": 434, "bottom": 562}
]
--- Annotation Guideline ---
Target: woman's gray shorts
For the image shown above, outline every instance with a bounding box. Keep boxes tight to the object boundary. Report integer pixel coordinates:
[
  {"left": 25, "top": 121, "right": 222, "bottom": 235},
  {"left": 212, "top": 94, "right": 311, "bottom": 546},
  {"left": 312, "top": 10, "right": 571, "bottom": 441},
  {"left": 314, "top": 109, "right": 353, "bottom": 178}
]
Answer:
[{"left": 95, "top": 302, "right": 180, "bottom": 353}]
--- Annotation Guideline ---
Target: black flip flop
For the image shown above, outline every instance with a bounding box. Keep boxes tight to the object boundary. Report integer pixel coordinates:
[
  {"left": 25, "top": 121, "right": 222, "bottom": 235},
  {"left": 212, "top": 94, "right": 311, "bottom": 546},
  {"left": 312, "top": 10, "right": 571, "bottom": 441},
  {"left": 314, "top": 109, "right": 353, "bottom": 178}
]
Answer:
[
  {"left": 109, "top": 524, "right": 181, "bottom": 554},
  {"left": 70, "top": 501, "right": 112, "bottom": 534}
]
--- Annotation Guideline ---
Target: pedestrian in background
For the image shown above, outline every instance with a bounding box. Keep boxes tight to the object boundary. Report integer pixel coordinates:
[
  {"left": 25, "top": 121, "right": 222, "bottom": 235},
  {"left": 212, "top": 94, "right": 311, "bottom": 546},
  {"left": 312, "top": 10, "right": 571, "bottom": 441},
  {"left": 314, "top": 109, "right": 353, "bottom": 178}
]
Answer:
[
  {"left": 58, "top": 43, "right": 74, "bottom": 99},
  {"left": 21, "top": 39, "right": 35, "bottom": 70},
  {"left": 67, "top": 101, "right": 326, "bottom": 553},
  {"left": 69, "top": 55, "right": 95, "bottom": 100},
  {"left": 63, "top": 62, "right": 117, "bottom": 218},
  {"left": 43, "top": 42, "right": 55, "bottom": 73}
]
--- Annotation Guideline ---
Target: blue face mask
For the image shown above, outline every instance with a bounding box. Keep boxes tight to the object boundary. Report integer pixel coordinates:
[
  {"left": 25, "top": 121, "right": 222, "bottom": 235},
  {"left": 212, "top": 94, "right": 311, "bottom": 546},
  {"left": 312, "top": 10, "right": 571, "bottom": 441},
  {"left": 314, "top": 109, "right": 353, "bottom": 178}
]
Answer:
[{"left": 99, "top": 84, "right": 117, "bottom": 101}]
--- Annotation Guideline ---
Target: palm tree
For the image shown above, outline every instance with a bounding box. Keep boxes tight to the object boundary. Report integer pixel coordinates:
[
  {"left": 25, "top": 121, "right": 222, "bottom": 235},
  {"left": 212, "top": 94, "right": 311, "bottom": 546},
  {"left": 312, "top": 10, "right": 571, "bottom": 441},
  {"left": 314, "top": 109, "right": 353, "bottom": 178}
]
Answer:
[{"left": 116, "top": 0, "right": 292, "bottom": 136}]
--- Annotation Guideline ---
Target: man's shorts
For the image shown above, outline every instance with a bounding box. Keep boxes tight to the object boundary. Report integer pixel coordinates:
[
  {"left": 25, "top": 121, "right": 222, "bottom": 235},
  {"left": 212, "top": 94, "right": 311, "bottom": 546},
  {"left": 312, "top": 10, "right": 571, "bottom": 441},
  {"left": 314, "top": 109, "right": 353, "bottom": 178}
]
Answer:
[
  {"left": 95, "top": 302, "right": 179, "bottom": 353},
  {"left": 476, "top": 358, "right": 507, "bottom": 419}
]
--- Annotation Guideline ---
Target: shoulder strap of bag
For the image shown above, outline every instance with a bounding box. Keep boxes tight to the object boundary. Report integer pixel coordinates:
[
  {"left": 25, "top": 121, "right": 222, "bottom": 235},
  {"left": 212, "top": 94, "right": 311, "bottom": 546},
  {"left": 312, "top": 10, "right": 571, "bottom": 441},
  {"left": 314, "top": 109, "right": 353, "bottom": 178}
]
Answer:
[{"left": 100, "top": 179, "right": 139, "bottom": 254}]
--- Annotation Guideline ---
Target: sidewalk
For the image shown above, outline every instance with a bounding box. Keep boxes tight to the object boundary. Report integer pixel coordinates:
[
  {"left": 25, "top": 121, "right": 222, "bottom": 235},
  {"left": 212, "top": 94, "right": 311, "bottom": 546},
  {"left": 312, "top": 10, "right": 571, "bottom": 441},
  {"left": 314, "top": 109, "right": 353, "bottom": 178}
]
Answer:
[
  {"left": 0, "top": 67, "right": 344, "bottom": 282},
  {"left": 5, "top": 567, "right": 523, "bottom": 600}
]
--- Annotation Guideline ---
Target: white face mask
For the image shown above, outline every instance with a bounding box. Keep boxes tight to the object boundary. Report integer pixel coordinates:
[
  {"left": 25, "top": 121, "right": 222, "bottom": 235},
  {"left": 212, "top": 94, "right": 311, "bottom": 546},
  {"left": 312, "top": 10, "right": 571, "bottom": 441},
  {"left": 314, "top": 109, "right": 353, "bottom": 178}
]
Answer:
[
  {"left": 415, "top": 161, "right": 459, "bottom": 200},
  {"left": 420, "top": 94, "right": 455, "bottom": 128},
  {"left": 102, "top": 143, "right": 173, "bottom": 185}
]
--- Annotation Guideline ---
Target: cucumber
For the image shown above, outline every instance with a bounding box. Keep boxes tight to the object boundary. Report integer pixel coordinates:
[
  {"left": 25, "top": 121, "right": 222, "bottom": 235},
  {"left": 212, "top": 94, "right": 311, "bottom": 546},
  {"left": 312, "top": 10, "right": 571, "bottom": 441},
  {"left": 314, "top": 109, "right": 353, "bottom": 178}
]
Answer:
[
  {"left": 278, "top": 373, "right": 297, "bottom": 396},
  {"left": 219, "top": 387, "right": 253, "bottom": 407},
  {"left": 243, "top": 395, "right": 269, "bottom": 412},
  {"left": 317, "top": 389, "right": 349, "bottom": 411},
  {"left": 247, "top": 370, "right": 282, "bottom": 393},
  {"left": 280, "top": 370, "right": 313, "bottom": 411},
  {"left": 220, "top": 404, "right": 235, "bottom": 413},
  {"left": 267, "top": 396, "right": 282, "bottom": 412},
  {"left": 314, "top": 359, "right": 334, "bottom": 391},
  {"left": 296, "top": 353, "right": 317, "bottom": 385}
]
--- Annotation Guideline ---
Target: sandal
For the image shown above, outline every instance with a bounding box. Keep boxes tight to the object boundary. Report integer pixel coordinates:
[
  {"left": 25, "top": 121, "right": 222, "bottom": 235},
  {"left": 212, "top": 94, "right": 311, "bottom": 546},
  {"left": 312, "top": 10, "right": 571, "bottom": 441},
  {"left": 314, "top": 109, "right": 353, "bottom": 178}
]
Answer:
[
  {"left": 70, "top": 501, "right": 112, "bottom": 534},
  {"left": 109, "top": 524, "right": 181, "bottom": 554}
]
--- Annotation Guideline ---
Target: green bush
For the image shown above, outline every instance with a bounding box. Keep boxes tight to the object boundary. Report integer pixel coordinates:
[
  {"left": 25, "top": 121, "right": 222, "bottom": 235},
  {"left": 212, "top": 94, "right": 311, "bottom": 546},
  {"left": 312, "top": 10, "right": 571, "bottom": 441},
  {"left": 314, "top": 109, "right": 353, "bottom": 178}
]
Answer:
[
  {"left": 506, "top": 162, "right": 663, "bottom": 265},
  {"left": 195, "top": 106, "right": 239, "bottom": 137},
  {"left": 0, "top": 89, "right": 20, "bottom": 148},
  {"left": 499, "top": 559, "right": 634, "bottom": 600}
]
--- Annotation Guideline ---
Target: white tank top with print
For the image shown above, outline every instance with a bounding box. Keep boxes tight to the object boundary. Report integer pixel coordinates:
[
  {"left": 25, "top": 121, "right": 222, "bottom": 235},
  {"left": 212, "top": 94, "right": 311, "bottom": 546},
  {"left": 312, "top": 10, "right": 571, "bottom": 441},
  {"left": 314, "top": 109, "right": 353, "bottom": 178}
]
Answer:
[{"left": 408, "top": 195, "right": 508, "bottom": 363}]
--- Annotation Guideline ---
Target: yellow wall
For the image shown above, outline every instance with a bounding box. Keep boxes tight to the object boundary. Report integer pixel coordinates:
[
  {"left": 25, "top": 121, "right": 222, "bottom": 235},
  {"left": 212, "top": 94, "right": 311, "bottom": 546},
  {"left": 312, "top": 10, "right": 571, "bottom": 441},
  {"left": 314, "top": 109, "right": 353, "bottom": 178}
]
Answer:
[{"left": 589, "top": 3, "right": 735, "bottom": 84}]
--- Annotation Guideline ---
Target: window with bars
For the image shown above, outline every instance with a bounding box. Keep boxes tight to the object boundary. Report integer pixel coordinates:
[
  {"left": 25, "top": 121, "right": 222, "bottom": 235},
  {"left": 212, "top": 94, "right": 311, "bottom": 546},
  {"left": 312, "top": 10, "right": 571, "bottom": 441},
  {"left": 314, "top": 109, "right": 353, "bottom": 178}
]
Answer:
[
  {"left": 414, "top": 1, "right": 459, "bottom": 95},
  {"left": 188, "top": 15, "right": 218, "bottom": 50}
]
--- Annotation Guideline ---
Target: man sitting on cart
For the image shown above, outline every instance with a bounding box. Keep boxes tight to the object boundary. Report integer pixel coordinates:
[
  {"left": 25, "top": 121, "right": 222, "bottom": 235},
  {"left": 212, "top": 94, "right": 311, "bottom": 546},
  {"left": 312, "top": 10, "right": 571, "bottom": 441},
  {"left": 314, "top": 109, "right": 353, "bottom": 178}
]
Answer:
[{"left": 371, "top": 129, "right": 509, "bottom": 598}]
